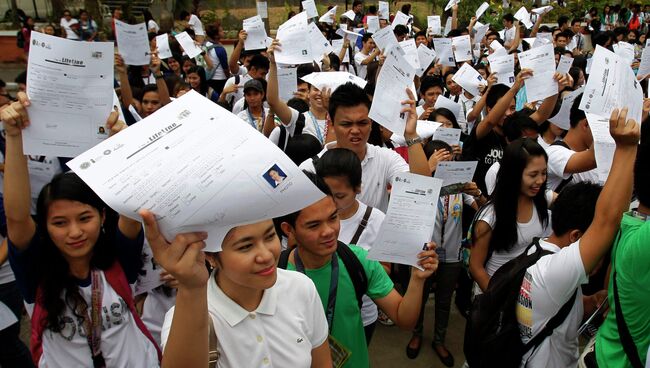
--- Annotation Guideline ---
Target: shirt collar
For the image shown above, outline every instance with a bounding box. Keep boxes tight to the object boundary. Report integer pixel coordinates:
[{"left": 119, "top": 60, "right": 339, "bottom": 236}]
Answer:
[
  {"left": 323, "top": 142, "right": 374, "bottom": 163},
  {"left": 538, "top": 238, "right": 562, "bottom": 253},
  {"left": 207, "top": 272, "right": 278, "bottom": 327}
]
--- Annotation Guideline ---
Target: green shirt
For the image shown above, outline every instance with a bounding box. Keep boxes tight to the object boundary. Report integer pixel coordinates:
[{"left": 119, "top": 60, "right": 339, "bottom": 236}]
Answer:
[
  {"left": 596, "top": 213, "right": 650, "bottom": 367},
  {"left": 287, "top": 245, "right": 394, "bottom": 368}
]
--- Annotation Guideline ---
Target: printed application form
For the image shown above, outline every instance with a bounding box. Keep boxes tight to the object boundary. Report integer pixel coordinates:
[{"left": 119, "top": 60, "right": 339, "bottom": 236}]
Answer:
[
  {"left": 23, "top": 32, "right": 113, "bottom": 157},
  {"left": 517, "top": 43, "right": 557, "bottom": 102},
  {"left": 368, "top": 173, "right": 443, "bottom": 269},
  {"left": 243, "top": 16, "right": 268, "bottom": 51},
  {"left": 114, "top": 20, "right": 150, "bottom": 66},
  {"left": 275, "top": 12, "right": 312, "bottom": 65},
  {"left": 68, "top": 91, "right": 324, "bottom": 252},
  {"left": 586, "top": 113, "right": 615, "bottom": 183},
  {"left": 155, "top": 34, "right": 172, "bottom": 59}
]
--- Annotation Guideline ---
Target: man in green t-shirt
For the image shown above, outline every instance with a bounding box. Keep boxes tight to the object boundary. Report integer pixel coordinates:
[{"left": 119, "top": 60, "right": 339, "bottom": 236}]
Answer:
[
  {"left": 595, "top": 116, "right": 650, "bottom": 368},
  {"left": 278, "top": 172, "right": 439, "bottom": 368}
]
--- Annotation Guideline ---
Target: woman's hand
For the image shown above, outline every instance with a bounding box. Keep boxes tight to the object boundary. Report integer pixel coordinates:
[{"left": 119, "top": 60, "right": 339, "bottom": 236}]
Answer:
[
  {"left": 105, "top": 108, "right": 127, "bottom": 136},
  {"left": 0, "top": 92, "right": 30, "bottom": 136},
  {"left": 411, "top": 242, "right": 439, "bottom": 279}
]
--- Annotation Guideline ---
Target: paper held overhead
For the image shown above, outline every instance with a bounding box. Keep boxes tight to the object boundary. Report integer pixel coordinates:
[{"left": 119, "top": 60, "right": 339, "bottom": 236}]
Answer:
[
  {"left": 300, "top": 72, "right": 367, "bottom": 92},
  {"left": 114, "top": 20, "right": 150, "bottom": 65},
  {"left": 475, "top": 2, "right": 490, "bottom": 18},
  {"left": 318, "top": 6, "right": 337, "bottom": 24}
]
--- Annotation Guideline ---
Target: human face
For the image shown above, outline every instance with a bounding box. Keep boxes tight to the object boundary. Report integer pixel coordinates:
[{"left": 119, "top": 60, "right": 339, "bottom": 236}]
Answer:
[
  {"left": 396, "top": 33, "right": 406, "bottom": 42},
  {"left": 363, "top": 39, "right": 376, "bottom": 52},
  {"left": 43, "top": 25, "right": 55, "bottom": 35},
  {"left": 415, "top": 35, "right": 428, "bottom": 47},
  {"left": 520, "top": 155, "right": 547, "bottom": 198},
  {"left": 445, "top": 74, "right": 461, "bottom": 96},
  {"left": 249, "top": 67, "right": 268, "bottom": 80},
  {"left": 182, "top": 60, "right": 194, "bottom": 74},
  {"left": 422, "top": 86, "right": 442, "bottom": 107},
  {"left": 486, "top": 34, "right": 497, "bottom": 45},
  {"left": 46, "top": 200, "right": 102, "bottom": 264},
  {"left": 332, "top": 104, "right": 372, "bottom": 154},
  {"left": 477, "top": 68, "right": 487, "bottom": 79},
  {"left": 269, "top": 170, "right": 282, "bottom": 181},
  {"left": 572, "top": 23, "right": 581, "bottom": 34},
  {"left": 308, "top": 85, "right": 323, "bottom": 109},
  {"left": 168, "top": 58, "right": 180, "bottom": 72},
  {"left": 323, "top": 176, "right": 359, "bottom": 214},
  {"left": 354, "top": 3, "right": 363, "bottom": 13},
  {"left": 63, "top": 11, "right": 71, "bottom": 20},
  {"left": 216, "top": 220, "right": 280, "bottom": 294},
  {"left": 244, "top": 89, "right": 264, "bottom": 108},
  {"left": 555, "top": 36, "right": 568, "bottom": 48},
  {"left": 141, "top": 91, "right": 161, "bottom": 117},
  {"left": 627, "top": 32, "right": 636, "bottom": 41},
  {"left": 80, "top": 12, "right": 88, "bottom": 21},
  {"left": 289, "top": 197, "right": 339, "bottom": 258},
  {"left": 296, "top": 82, "right": 309, "bottom": 101},
  {"left": 187, "top": 73, "right": 201, "bottom": 89},
  {"left": 435, "top": 114, "right": 454, "bottom": 128},
  {"left": 175, "top": 87, "right": 190, "bottom": 98}
]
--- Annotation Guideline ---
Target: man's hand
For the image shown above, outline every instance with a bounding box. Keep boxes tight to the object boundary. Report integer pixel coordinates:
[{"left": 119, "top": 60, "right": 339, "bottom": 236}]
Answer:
[
  {"left": 609, "top": 107, "right": 640, "bottom": 147},
  {"left": 401, "top": 88, "right": 419, "bottom": 139},
  {"left": 411, "top": 242, "right": 439, "bottom": 279}
]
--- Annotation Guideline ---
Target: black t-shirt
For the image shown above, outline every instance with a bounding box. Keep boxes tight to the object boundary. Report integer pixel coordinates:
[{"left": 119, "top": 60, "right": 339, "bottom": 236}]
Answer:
[{"left": 463, "top": 126, "right": 506, "bottom": 194}]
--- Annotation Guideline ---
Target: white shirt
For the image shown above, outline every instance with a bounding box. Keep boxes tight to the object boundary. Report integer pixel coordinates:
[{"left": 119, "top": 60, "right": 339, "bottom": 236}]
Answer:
[
  {"left": 236, "top": 107, "right": 270, "bottom": 132},
  {"left": 60, "top": 18, "right": 80, "bottom": 40},
  {"left": 517, "top": 239, "right": 588, "bottom": 368},
  {"left": 338, "top": 201, "right": 386, "bottom": 326},
  {"left": 223, "top": 74, "right": 252, "bottom": 106},
  {"left": 546, "top": 143, "right": 599, "bottom": 190},
  {"left": 38, "top": 272, "right": 159, "bottom": 368},
  {"left": 300, "top": 142, "right": 410, "bottom": 212},
  {"left": 434, "top": 194, "right": 475, "bottom": 263},
  {"left": 206, "top": 41, "right": 228, "bottom": 80},
  {"left": 141, "top": 287, "right": 176, "bottom": 346},
  {"left": 270, "top": 109, "right": 327, "bottom": 146},
  {"left": 354, "top": 51, "right": 370, "bottom": 80},
  {"left": 147, "top": 19, "right": 160, "bottom": 33},
  {"left": 161, "top": 269, "right": 328, "bottom": 368},
  {"left": 537, "top": 135, "right": 551, "bottom": 151},
  {"left": 485, "top": 161, "right": 500, "bottom": 196},
  {"left": 27, "top": 155, "right": 62, "bottom": 214}
]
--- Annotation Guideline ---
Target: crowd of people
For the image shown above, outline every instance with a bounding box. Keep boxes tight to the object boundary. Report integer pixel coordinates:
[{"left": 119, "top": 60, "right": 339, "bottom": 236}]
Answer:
[{"left": 0, "top": 1, "right": 649, "bottom": 367}]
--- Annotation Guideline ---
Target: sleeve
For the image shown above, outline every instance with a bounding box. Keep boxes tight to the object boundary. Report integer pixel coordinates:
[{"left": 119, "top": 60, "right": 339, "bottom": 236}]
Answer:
[
  {"left": 534, "top": 242, "right": 588, "bottom": 307},
  {"left": 544, "top": 189, "right": 554, "bottom": 206},
  {"left": 305, "top": 276, "right": 329, "bottom": 347},
  {"left": 462, "top": 193, "right": 476, "bottom": 206},
  {"left": 383, "top": 148, "right": 410, "bottom": 184},
  {"left": 159, "top": 305, "right": 176, "bottom": 350},
  {"left": 352, "top": 246, "right": 394, "bottom": 299},
  {"left": 298, "top": 156, "right": 317, "bottom": 173},
  {"left": 7, "top": 235, "right": 40, "bottom": 303},
  {"left": 115, "top": 228, "right": 145, "bottom": 284},
  {"left": 476, "top": 204, "right": 496, "bottom": 229},
  {"left": 353, "top": 52, "right": 365, "bottom": 67},
  {"left": 547, "top": 146, "right": 572, "bottom": 179}
]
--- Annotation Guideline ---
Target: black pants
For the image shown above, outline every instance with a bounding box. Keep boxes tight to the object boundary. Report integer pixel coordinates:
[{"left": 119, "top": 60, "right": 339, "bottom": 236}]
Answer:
[
  {"left": 0, "top": 281, "right": 33, "bottom": 367},
  {"left": 364, "top": 321, "right": 377, "bottom": 346}
]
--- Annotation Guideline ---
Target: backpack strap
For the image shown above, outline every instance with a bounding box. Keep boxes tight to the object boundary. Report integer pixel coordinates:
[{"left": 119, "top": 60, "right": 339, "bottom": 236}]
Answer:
[
  {"left": 350, "top": 206, "right": 373, "bottom": 246},
  {"left": 551, "top": 140, "right": 574, "bottom": 193},
  {"left": 336, "top": 241, "right": 368, "bottom": 311},
  {"left": 613, "top": 270, "right": 644, "bottom": 368},
  {"left": 277, "top": 248, "right": 291, "bottom": 269},
  {"left": 208, "top": 315, "right": 220, "bottom": 367},
  {"left": 277, "top": 125, "right": 287, "bottom": 150},
  {"left": 311, "top": 154, "right": 320, "bottom": 168},
  {"left": 295, "top": 113, "right": 306, "bottom": 135}
]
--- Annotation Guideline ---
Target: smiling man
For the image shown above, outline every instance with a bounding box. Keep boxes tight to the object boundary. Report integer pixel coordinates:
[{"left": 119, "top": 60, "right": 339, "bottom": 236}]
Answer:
[{"left": 298, "top": 83, "right": 431, "bottom": 212}]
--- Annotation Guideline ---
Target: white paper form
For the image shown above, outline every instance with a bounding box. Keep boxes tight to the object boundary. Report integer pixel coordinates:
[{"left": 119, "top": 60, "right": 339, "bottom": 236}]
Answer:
[
  {"left": 243, "top": 16, "right": 268, "bottom": 51},
  {"left": 391, "top": 121, "right": 442, "bottom": 145},
  {"left": 532, "top": 5, "right": 553, "bottom": 14},
  {"left": 331, "top": 39, "right": 349, "bottom": 63},
  {"left": 308, "top": 22, "right": 334, "bottom": 62},
  {"left": 433, "top": 95, "right": 463, "bottom": 123},
  {"left": 23, "top": 32, "right": 113, "bottom": 157},
  {"left": 368, "top": 47, "right": 416, "bottom": 135},
  {"left": 256, "top": 1, "right": 268, "bottom": 18},
  {"left": 372, "top": 25, "right": 400, "bottom": 52},
  {"left": 517, "top": 43, "right": 557, "bottom": 102},
  {"left": 336, "top": 28, "right": 362, "bottom": 44},
  {"left": 416, "top": 44, "right": 438, "bottom": 77},
  {"left": 68, "top": 91, "right": 324, "bottom": 252},
  {"left": 114, "top": 20, "right": 150, "bottom": 66},
  {"left": 637, "top": 47, "right": 650, "bottom": 79},
  {"left": 275, "top": 12, "right": 312, "bottom": 65},
  {"left": 133, "top": 240, "right": 165, "bottom": 296},
  {"left": 445, "top": 0, "right": 459, "bottom": 11},
  {"left": 319, "top": 6, "right": 337, "bottom": 24},
  {"left": 579, "top": 46, "right": 644, "bottom": 125},
  {"left": 434, "top": 161, "right": 477, "bottom": 186},
  {"left": 277, "top": 67, "right": 297, "bottom": 102},
  {"left": 533, "top": 32, "right": 553, "bottom": 48},
  {"left": 367, "top": 173, "right": 442, "bottom": 269},
  {"left": 548, "top": 87, "right": 583, "bottom": 130},
  {"left": 514, "top": 7, "right": 533, "bottom": 29},
  {"left": 155, "top": 34, "right": 172, "bottom": 59},
  {"left": 613, "top": 41, "right": 635, "bottom": 64},
  {"left": 399, "top": 39, "right": 420, "bottom": 69},
  {"left": 476, "top": 2, "right": 490, "bottom": 18},
  {"left": 301, "top": 71, "right": 367, "bottom": 92},
  {"left": 452, "top": 35, "right": 473, "bottom": 62},
  {"left": 302, "top": 0, "right": 318, "bottom": 18},
  {"left": 473, "top": 23, "right": 490, "bottom": 45},
  {"left": 342, "top": 9, "right": 356, "bottom": 21},
  {"left": 443, "top": 17, "right": 453, "bottom": 36},
  {"left": 586, "top": 113, "right": 615, "bottom": 183},
  {"left": 452, "top": 62, "right": 486, "bottom": 96},
  {"left": 433, "top": 38, "right": 455, "bottom": 67},
  {"left": 428, "top": 16, "right": 442, "bottom": 35},
  {"left": 366, "top": 16, "right": 380, "bottom": 33},
  {"left": 556, "top": 54, "right": 574, "bottom": 74},
  {"left": 488, "top": 52, "right": 515, "bottom": 87},
  {"left": 433, "top": 127, "right": 462, "bottom": 146},
  {"left": 112, "top": 91, "right": 126, "bottom": 124},
  {"left": 391, "top": 11, "right": 410, "bottom": 28},
  {"left": 174, "top": 31, "right": 203, "bottom": 59},
  {"left": 378, "top": 1, "right": 389, "bottom": 20}
]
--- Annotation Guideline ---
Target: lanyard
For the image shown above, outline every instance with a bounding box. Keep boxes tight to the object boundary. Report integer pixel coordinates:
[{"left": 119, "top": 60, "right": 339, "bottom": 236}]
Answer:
[
  {"left": 247, "top": 108, "right": 265, "bottom": 132},
  {"left": 295, "top": 250, "right": 339, "bottom": 333},
  {"left": 78, "top": 270, "right": 106, "bottom": 368},
  {"left": 307, "top": 111, "right": 324, "bottom": 144}
]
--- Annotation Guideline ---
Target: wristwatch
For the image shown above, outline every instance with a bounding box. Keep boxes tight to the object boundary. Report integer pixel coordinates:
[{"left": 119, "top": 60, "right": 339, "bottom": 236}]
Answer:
[
  {"left": 405, "top": 136, "right": 423, "bottom": 147},
  {"left": 154, "top": 73, "right": 164, "bottom": 79}
]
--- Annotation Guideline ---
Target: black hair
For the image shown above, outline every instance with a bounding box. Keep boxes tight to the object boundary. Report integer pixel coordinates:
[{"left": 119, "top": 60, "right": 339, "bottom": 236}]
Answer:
[
  {"left": 36, "top": 173, "right": 121, "bottom": 332},
  {"left": 14, "top": 71, "right": 26, "bottom": 85},
  {"left": 285, "top": 134, "right": 322, "bottom": 166},
  {"left": 206, "top": 24, "right": 221, "bottom": 39},
  {"left": 187, "top": 66, "right": 208, "bottom": 95},
  {"left": 635, "top": 115, "right": 650, "bottom": 207},
  {"left": 248, "top": 54, "right": 270, "bottom": 72},
  {"left": 423, "top": 139, "right": 453, "bottom": 159},
  {"left": 571, "top": 18, "right": 582, "bottom": 26},
  {"left": 328, "top": 82, "right": 371, "bottom": 121},
  {"left": 140, "top": 83, "right": 160, "bottom": 100},
  {"left": 486, "top": 84, "right": 510, "bottom": 109},
  {"left": 401, "top": 3, "right": 411, "bottom": 14},
  {"left": 419, "top": 75, "right": 445, "bottom": 95},
  {"left": 297, "top": 63, "right": 316, "bottom": 82},
  {"left": 368, "top": 5, "right": 377, "bottom": 13},
  {"left": 550, "top": 182, "right": 602, "bottom": 235},
  {"left": 179, "top": 10, "right": 189, "bottom": 20},
  {"left": 415, "top": 30, "right": 427, "bottom": 39},
  {"left": 558, "top": 16, "right": 569, "bottom": 28},
  {"left": 328, "top": 53, "right": 341, "bottom": 72},
  {"left": 275, "top": 171, "right": 332, "bottom": 227},
  {"left": 429, "top": 108, "right": 459, "bottom": 129},
  {"left": 362, "top": 33, "right": 373, "bottom": 43},
  {"left": 569, "top": 93, "right": 585, "bottom": 128},
  {"left": 489, "top": 138, "right": 549, "bottom": 252},
  {"left": 314, "top": 148, "right": 362, "bottom": 189},
  {"left": 502, "top": 13, "right": 515, "bottom": 23},
  {"left": 143, "top": 9, "right": 154, "bottom": 24},
  {"left": 393, "top": 24, "right": 409, "bottom": 37},
  {"left": 353, "top": 0, "right": 363, "bottom": 7},
  {"left": 287, "top": 96, "right": 310, "bottom": 113},
  {"left": 502, "top": 111, "right": 538, "bottom": 142}
]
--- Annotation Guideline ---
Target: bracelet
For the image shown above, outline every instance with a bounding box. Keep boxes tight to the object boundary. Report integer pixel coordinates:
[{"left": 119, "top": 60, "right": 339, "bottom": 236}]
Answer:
[
  {"left": 405, "top": 136, "right": 423, "bottom": 147},
  {"left": 154, "top": 73, "right": 164, "bottom": 79}
]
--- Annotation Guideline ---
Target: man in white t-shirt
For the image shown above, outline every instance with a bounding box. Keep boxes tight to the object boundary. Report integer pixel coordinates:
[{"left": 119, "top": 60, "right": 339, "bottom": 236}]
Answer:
[
  {"left": 60, "top": 10, "right": 80, "bottom": 40},
  {"left": 516, "top": 111, "right": 639, "bottom": 368},
  {"left": 353, "top": 34, "right": 380, "bottom": 80},
  {"left": 546, "top": 94, "right": 597, "bottom": 191},
  {"left": 416, "top": 76, "right": 444, "bottom": 120},
  {"left": 220, "top": 54, "right": 269, "bottom": 113}
]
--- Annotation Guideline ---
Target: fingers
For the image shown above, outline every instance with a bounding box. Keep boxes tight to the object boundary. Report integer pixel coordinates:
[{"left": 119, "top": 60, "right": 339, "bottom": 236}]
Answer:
[
  {"left": 17, "top": 92, "right": 30, "bottom": 107},
  {"left": 106, "top": 110, "right": 119, "bottom": 130},
  {"left": 140, "top": 210, "right": 164, "bottom": 248}
]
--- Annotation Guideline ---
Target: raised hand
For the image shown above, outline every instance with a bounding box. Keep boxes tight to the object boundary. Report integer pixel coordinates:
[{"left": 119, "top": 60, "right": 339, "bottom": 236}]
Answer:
[
  {"left": 411, "top": 242, "right": 439, "bottom": 279},
  {"left": 0, "top": 92, "right": 30, "bottom": 136},
  {"left": 609, "top": 107, "right": 640, "bottom": 146}
]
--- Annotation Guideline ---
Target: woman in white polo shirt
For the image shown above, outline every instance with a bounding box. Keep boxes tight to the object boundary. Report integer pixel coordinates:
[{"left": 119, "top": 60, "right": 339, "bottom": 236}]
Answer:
[{"left": 160, "top": 218, "right": 331, "bottom": 367}]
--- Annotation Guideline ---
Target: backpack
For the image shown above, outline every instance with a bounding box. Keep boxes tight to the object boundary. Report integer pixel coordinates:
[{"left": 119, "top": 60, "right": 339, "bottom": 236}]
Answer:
[
  {"left": 551, "top": 140, "right": 574, "bottom": 193},
  {"left": 225, "top": 75, "right": 241, "bottom": 111},
  {"left": 464, "top": 239, "right": 577, "bottom": 368},
  {"left": 277, "top": 113, "right": 306, "bottom": 151},
  {"left": 277, "top": 241, "right": 368, "bottom": 310},
  {"left": 16, "top": 29, "right": 24, "bottom": 49}
]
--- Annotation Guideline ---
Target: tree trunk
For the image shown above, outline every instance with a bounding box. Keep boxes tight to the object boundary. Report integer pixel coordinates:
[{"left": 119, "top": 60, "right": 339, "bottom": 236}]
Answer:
[
  {"left": 50, "top": 0, "right": 66, "bottom": 20},
  {"left": 10, "top": 0, "right": 19, "bottom": 27},
  {"left": 84, "top": 0, "right": 101, "bottom": 26}
]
